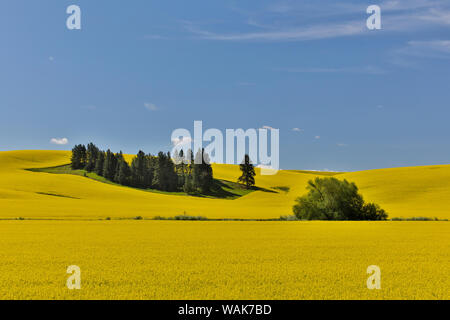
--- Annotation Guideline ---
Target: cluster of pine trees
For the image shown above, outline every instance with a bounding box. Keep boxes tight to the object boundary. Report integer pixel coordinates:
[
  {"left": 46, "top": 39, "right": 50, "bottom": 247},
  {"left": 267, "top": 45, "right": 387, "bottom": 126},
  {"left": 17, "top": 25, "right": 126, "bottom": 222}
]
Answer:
[{"left": 71, "top": 143, "right": 214, "bottom": 193}]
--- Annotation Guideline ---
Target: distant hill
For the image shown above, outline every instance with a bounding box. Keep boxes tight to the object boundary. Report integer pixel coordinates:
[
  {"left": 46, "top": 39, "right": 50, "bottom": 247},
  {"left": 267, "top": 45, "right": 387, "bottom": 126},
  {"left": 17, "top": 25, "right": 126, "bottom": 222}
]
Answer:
[{"left": 0, "top": 150, "right": 449, "bottom": 220}]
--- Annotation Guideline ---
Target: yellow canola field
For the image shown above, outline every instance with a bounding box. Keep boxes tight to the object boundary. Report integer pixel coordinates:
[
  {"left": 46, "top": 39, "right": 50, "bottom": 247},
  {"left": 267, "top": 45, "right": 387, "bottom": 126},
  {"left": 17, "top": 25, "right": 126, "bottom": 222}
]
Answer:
[
  {"left": 0, "top": 220, "right": 447, "bottom": 300},
  {"left": 0, "top": 151, "right": 448, "bottom": 300},
  {"left": 0, "top": 150, "right": 330, "bottom": 219},
  {"left": 1, "top": 150, "right": 450, "bottom": 219}
]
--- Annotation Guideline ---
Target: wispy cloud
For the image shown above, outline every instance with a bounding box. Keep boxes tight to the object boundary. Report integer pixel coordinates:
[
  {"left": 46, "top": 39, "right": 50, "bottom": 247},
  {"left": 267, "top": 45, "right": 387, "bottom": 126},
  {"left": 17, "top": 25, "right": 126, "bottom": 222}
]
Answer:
[
  {"left": 397, "top": 40, "right": 450, "bottom": 58},
  {"left": 261, "top": 125, "right": 277, "bottom": 130},
  {"left": 275, "top": 65, "right": 387, "bottom": 75},
  {"left": 292, "top": 127, "right": 304, "bottom": 132},
  {"left": 185, "top": 20, "right": 367, "bottom": 42},
  {"left": 50, "top": 138, "right": 68, "bottom": 145},
  {"left": 144, "top": 103, "right": 158, "bottom": 111},
  {"left": 388, "top": 39, "right": 450, "bottom": 67},
  {"left": 183, "top": 0, "right": 450, "bottom": 42},
  {"left": 416, "top": 8, "right": 450, "bottom": 25}
]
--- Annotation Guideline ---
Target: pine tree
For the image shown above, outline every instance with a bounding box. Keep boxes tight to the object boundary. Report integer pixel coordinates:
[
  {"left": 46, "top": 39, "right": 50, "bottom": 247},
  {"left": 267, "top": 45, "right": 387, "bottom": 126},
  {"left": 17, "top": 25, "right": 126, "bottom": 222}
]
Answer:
[
  {"left": 94, "top": 151, "right": 105, "bottom": 176},
  {"left": 193, "top": 148, "right": 213, "bottom": 193},
  {"left": 166, "top": 152, "right": 178, "bottom": 191},
  {"left": 71, "top": 145, "right": 81, "bottom": 169},
  {"left": 175, "top": 149, "right": 186, "bottom": 188},
  {"left": 153, "top": 152, "right": 167, "bottom": 190},
  {"left": 116, "top": 156, "right": 131, "bottom": 186},
  {"left": 173, "top": 150, "right": 180, "bottom": 165},
  {"left": 103, "top": 150, "right": 116, "bottom": 181},
  {"left": 71, "top": 144, "right": 87, "bottom": 169},
  {"left": 130, "top": 151, "right": 147, "bottom": 188},
  {"left": 183, "top": 149, "right": 195, "bottom": 193},
  {"left": 143, "top": 154, "right": 154, "bottom": 189},
  {"left": 69, "top": 143, "right": 215, "bottom": 194},
  {"left": 183, "top": 174, "right": 195, "bottom": 193},
  {"left": 238, "top": 154, "right": 256, "bottom": 189},
  {"left": 85, "top": 143, "right": 99, "bottom": 172},
  {"left": 185, "top": 149, "right": 194, "bottom": 175},
  {"left": 114, "top": 152, "right": 125, "bottom": 183}
]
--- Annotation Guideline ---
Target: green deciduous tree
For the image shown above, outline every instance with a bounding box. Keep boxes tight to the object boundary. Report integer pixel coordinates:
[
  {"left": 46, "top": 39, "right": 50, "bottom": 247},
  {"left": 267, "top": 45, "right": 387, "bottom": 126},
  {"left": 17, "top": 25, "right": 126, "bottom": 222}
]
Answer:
[{"left": 293, "top": 177, "right": 388, "bottom": 220}]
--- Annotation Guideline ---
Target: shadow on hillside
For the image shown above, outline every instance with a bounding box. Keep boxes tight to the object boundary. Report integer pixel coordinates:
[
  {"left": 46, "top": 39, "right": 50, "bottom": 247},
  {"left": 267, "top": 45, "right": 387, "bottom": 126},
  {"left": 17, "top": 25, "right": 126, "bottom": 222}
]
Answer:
[
  {"left": 199, "top": 179, "right": 277, "bottom": 199},
  {"left": 26, "top": 164, "right": 272, "bottom": 200}
]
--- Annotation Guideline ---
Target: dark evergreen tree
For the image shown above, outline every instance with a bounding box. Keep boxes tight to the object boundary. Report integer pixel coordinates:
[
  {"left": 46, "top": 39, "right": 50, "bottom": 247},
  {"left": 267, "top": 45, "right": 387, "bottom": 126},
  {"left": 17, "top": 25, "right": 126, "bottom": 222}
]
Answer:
[
  {"left": 130, "top": 151, "right": 147, "bottom": 188},
  {"left": 143, "top": 154, "right": 155, "bottom": 189},
  {"left": 103, "top": 150, "right": 117, "bottom": 181},
  {"left": 186, "top": 149, "right": 194, "bottom": 175},
  {"left": 85, "top": 143, "right": 100, "bottom": 172},
  {"left": 174, "top": 149, "right": 186, "bottom": 188},
  {"left": 70, "top": 143, "right": 215, "bottom": 194},
  {"left": 115, "top": 156, "right": 131, "bottom": 186},
  {"left": 193, "top": 148, "right": 213, "bottom": 193},
  {"left": 153, "top": 152, "right": 168, "bottom": 190},
  {"left": 71, "top": 144, "right": 87, "bottom": 169},
  {"left": 183, "top": 149, "right": 196, "bottom": 193},
  {"left": 113, "top": 152, "right": 125, "bottom": 182},
  {"left": 166, "top": 152, "right": 178, "bottom": 191},
  {"left": 238, "top": 154, "right": 256, "bottom": 189},
  {"left": 152, "top": 152, "right": 178, "bottom": 191},
  {"left": 94, "top": 151, "right": 105, "bottom": 176},
  {"left": 173, "top": 150, "right": 180, "bottom": 165}
]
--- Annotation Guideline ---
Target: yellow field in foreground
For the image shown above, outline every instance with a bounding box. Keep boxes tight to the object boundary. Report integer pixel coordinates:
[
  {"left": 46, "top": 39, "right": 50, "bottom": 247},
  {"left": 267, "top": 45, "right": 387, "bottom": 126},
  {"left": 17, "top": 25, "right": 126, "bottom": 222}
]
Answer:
[
  {"left": 1, "top": 150, "right": 450, "bottom": 219},
  {"left": 0, "top": 221, "right": 448, "bottom": 300}
]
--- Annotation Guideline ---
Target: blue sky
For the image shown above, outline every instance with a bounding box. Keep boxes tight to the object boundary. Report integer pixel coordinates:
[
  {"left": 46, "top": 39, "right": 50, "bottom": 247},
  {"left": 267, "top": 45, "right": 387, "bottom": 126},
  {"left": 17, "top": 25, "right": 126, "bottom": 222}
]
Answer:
[{"left": 1, "top": 0, "right": 450, "bottom": 171}]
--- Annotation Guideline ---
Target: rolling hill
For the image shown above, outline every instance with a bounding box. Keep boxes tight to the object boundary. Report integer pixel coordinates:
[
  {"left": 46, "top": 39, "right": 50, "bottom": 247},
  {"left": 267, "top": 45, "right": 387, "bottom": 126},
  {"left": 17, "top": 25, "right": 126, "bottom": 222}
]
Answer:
[{"left": 0, "top": 150, "right": 449, "bottom": 220}]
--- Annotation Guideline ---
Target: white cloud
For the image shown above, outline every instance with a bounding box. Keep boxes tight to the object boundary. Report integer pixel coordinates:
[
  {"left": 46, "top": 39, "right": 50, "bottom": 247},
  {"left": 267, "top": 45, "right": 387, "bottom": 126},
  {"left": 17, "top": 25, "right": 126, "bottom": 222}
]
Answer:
[
  {"left": 404, "top": 40, "right": 450, "bottom": 57},
  {"left": 183, "top": 0, "right": 450, "bottom": 42},
  {"left": 315, "top": 136, "right": 321, "bottom": 139},
  {"left": 417, "top": 8, "right": 450, "bottom": 25},
  {"left": 390, "top": 39, "right": 450, "bottom": 66},
  {"left": 292, "top": 127, "right": 304, "bottom": 132},
  {"left": 50, "top": 138, "right": 68, "bottom": 145},
  {"left": 389, "top": 39, "right": 450, "bottom": 70},
  {"left": 185, "top": 20, "right": 367, "bottom": 42},
  {"left": 144, "top": 103, "right": 158, "bottom": 111},
  {"left": 275, "top": 65, "right": 386, "bottom": 75}
]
